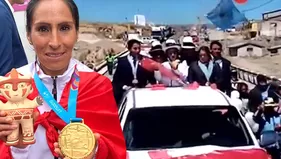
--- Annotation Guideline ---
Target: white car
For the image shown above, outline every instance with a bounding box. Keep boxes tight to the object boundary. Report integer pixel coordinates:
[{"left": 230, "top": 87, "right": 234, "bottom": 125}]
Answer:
[
  {"left": 142, "top": 36, "right": 152, "bottom": 44},
  {"left": 119, "top": 86, "right": 269, "bottom": 159}
]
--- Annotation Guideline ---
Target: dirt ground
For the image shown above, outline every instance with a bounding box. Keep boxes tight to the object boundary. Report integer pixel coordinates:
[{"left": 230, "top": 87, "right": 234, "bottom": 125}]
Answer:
[
  {"left": 72, "top": 36, "right": 125, "bottom": 67},
  {"left": 226, "top": 55, "right": 281, "bottom": 78}
]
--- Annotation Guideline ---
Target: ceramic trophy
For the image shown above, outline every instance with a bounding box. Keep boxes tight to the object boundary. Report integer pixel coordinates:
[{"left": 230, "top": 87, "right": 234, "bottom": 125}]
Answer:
[{"left": 0, "top": 69, "right": 43, "bottom": 146}]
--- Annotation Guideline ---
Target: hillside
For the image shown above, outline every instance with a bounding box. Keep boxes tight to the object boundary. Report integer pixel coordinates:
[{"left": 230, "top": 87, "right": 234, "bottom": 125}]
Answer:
[{"left": 79, "top": 22, "right": 151, "bottom": 39}]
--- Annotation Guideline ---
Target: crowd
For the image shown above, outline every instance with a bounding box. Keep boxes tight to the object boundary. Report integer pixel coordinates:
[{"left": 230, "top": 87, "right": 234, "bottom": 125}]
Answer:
[
  {"left": 112, "top": 36, "right": 232, "bottom": 103},
  {"left": 112, "top": 35, "right": 281, "bottom": 159}
]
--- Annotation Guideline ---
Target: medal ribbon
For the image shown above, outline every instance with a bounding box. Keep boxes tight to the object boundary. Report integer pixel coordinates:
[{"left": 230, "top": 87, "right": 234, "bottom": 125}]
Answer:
[{"left": 34, "top": 65, "right": 81, "bottom": 124}]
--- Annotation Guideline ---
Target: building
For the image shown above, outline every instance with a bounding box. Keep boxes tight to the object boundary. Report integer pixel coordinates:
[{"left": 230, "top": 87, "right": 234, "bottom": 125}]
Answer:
[
  {"left": 268, "top": 44, "right": 281, "bottom": 55},
  {"left": 260, "top": 9, "right": 281, "bottom": 37},
  {"left": 262, "top": 9, "right": 281, "bottom": 21},
  {"left": 228, "top": 41, "right": 267, "bottom": 57},
  {"left": 260, "top": 20, "right": 281, "bottom": 37}
]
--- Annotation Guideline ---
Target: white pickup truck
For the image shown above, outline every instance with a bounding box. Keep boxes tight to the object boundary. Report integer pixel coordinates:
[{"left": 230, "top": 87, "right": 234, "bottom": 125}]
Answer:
[{"left": 119, "top": 86, "right": 269, "bottom": 159}]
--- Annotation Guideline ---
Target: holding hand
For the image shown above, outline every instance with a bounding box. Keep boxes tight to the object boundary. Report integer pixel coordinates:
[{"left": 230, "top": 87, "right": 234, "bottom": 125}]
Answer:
[
  {"left": 0, "top": 111, "right": 17, "bottom": 142},
  {"left": 169, "top": 60, "right": 179, "bottom": 70},
  {"left": 0, "top": 110, "right": 39, "bottom": 148}
]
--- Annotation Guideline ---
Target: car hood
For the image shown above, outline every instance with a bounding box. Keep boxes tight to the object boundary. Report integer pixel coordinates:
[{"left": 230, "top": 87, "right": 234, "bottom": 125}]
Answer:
[{"left": 126, "top": 145, "right": 269, "bottom": 159}]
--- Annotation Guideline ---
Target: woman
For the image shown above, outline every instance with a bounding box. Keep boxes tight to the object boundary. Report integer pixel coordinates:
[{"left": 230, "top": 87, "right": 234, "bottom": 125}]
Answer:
[
  {"left": 149, "top": 40, "right": 166, "bottom": 63},
  {"left": 250, "top": 98, "right": 281, "bottom": 159},
  {"left": 165, "top": 39, "right": 177, "bottom": 47},
  {"left": 180, "top": 36, "right": 198, "bottom": 65},
  {"left": 154, "top": 45, "right": 188, "bottom": 86},
  {"left": 149, "top": 49, "right": 166, "bottom": 63},
  {"left": 237, "top": 82, "right": 249, "bottom": 99},
  {"left": 0, "top": 0, "right": 126, "bottom": 159},
  {"left": 188, "top": 46, "right": 221, "bottom": 87},
  {"left": 233, "top": 82, "right": 249, "bottom": 114}
]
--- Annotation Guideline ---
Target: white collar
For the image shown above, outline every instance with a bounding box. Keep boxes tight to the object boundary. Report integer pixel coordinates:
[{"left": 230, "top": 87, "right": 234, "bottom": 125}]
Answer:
[
  {"left": 4, "top": 0, "right": 14, "bottom": 13},
  {"left": 128, "top": 54, "right": 139, "bottom": 61},
  {"left": 34, "top": 58, "right": 92, "bottom": 82}
]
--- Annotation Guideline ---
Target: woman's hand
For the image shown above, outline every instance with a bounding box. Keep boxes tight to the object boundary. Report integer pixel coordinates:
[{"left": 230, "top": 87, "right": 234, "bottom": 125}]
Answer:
[
  {"left": 0, "top": 111, "right": 17, "bottom": 142},
  {"left": 0, "top": 110, "right": 39, "bottom": 149},
  {"left": 169, "top": 61, "right": 179, "bottom": 70},
  {"left": 54, "top": 133, "right": 100, "bottom": 159}
]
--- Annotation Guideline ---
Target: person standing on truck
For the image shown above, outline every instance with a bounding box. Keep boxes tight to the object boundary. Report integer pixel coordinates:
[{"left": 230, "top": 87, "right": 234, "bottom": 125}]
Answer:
[
  {"left": 179, "top": 30, "right": 189, "bottom": 46},
  {"left": 105, "top": 52, "right": 115, "bottom": 75},
  {"left": 210, "top": 41, "right": 232, "bottom": 96},
  {"left": 0, "top": 0, "right": 28, "bottom": 75}
]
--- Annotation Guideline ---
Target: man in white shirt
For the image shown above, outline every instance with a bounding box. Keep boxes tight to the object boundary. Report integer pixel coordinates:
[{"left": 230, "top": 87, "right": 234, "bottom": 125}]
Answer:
[{"left": 14, "top": 2, "right": 36, "bottom": 63}]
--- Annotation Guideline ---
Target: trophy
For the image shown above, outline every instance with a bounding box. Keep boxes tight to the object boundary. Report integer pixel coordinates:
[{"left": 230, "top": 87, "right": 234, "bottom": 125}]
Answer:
[{"left": 0, "top": 69, "right": 43, "bottom": 146}]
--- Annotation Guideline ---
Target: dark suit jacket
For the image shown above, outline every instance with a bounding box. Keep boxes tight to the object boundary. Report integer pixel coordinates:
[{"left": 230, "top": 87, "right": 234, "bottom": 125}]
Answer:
[
  {"left": 112, "top": 55, "right": 156, "bottom": 104},
  {"left": 188, "top": 61, "right": 222, "bottom": 87},
  {"left": 217, "top": 58, "right": 232, "bottom": 95},
  {"left": 0, "top": 0, "right": 27, "bottom": 75}
]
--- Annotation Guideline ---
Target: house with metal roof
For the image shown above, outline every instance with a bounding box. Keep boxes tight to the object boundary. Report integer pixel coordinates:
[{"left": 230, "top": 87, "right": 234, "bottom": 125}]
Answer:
[{"left": 228, "top": 40, "right": 267, "bottom": 57}]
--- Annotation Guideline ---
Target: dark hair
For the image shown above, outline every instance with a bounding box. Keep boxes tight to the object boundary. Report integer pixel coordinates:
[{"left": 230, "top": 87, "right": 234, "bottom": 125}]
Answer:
[
  {"left": 210, "top": 41, "right": 222, "bottom": 49},
  {"left": 198, "top": 46, "right": 212, "bottom": 60},
  {"left": 236, "top": 82, "right": 248, "bottom": 92},
  {"left": 26, "top": 0, "right": 79, "bottom": 32},
  {"left": 127, "top": 39, "right": 141, "bottom": 50},
  {"left": 256, "top": 74, "right": 267, "bottom": 83},
  {"left": 151, "top": 45, "right": 162, "bottom": 50}
]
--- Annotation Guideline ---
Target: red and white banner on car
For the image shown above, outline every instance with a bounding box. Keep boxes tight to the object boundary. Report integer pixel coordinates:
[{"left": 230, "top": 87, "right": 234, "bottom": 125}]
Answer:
[{"left": 127, "top": 148, "right": 270, "bottom": 159}]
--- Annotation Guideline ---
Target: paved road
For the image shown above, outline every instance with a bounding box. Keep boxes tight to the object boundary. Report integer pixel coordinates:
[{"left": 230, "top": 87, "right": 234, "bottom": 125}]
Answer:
[{"left": 104, "top": 67, "right": 115, "bottom": 81}]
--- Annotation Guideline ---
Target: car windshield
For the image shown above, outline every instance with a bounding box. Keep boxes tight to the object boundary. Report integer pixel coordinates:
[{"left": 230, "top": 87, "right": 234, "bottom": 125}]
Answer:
[
  {"left": 123, "top": 106, "right": 254, "bottom": 151},
  {"left": 151, "top": 31, "right": 162, "bottom": 36}
]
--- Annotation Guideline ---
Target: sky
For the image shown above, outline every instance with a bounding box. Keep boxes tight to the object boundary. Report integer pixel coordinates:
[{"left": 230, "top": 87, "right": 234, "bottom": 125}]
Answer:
[{"left": 74, "top": 0, "right": 281, "bottom": 24}]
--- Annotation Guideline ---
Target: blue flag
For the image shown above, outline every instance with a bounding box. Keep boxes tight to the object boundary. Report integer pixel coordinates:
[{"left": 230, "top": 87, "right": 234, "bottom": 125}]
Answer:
[{"left": 206, "top": 0, "right": 247, "bottom": 30}]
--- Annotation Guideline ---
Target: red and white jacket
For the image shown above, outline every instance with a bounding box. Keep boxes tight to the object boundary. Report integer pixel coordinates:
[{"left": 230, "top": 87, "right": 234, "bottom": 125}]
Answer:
[{"left": 0, "top": 58, "right": 126, "bottom": 159}]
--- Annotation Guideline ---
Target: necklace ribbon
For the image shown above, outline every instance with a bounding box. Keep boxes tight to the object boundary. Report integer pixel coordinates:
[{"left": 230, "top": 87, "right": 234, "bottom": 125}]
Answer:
[{"left": 34, "top": 65, "right": 81, "bottom": 124}]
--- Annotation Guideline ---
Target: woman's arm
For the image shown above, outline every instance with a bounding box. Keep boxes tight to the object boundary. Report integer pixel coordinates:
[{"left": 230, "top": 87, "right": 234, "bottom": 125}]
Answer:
[{"left": 172, "top": 62, "right": 189, "bottom": 81}]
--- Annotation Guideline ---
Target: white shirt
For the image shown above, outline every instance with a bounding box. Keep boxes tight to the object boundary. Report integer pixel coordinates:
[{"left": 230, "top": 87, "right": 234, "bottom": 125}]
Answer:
[
  {"left": 230, "top": 91, "right": 243, "bottom": 112},
  {"left": 245, "top": 112, "right": 259, "bottom": 133},
  {"left": 4, "top": 0, "right": 35, "bottom": 63},
  {"left": 4, "top": 0, "right": 14, "bottom": 12},
  {"left": 154, "top": 60, "right": 189, "bottom": 87},
  {"left": 11, "top": 58, "right": 92, "bottom": 159},
  {"left": 14, "top": 11, "right": 36, "bottom": 63}
]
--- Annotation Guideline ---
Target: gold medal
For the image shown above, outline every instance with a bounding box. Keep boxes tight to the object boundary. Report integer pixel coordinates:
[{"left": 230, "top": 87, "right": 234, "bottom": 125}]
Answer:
[{"left": 58, "top": 121, "right": 95, "bottom": 159}]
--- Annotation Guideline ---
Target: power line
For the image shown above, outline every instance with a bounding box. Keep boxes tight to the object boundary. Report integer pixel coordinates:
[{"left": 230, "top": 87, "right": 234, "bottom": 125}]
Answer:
[{"left": 242, "top": 0, "right": 275, "bottom": 12}]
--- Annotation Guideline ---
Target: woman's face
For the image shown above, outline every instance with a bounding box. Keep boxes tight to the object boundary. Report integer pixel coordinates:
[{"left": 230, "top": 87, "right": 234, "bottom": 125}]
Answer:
[
  {"left": 241, "top": 85, "right": 248, "bottom": 93},
  {"left": 199, "top": 50, "right": 209, "bottom": 63},
  {"left": 130, "top": 43, "right": 141, "bottom": 56},
  {"left": 151, "top": 51, "right": 164, "bottom": 63},
  {"left": 166, "top": 48, "right": 178, "bottom": 61},
  {"left": 27, "top": 0, "right": 78, "bottom": 75}
]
